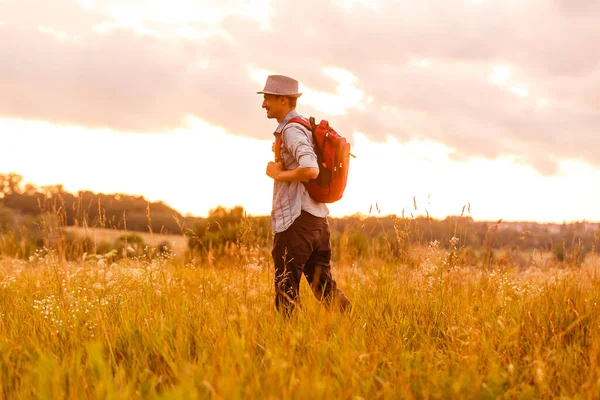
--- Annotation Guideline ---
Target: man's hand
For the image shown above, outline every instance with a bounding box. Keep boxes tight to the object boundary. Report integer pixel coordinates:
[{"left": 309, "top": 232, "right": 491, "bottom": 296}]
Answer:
[{"left": 266, "top": 161, "right": 283, "bottom": 180}]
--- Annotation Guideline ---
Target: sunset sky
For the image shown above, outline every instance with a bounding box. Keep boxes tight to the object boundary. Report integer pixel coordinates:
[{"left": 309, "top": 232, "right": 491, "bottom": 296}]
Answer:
[{"left": 1, "top": 0, "right": 599, "bottom": 222}]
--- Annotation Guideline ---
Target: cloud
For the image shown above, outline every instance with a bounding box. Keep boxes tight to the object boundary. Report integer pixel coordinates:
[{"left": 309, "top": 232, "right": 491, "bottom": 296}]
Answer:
[
  {"left": 1, "top": 0, "right": 599, "bottom": 174},
  {"left": 0, "top": 21, "right": 274, "bottom": 134},
  {"left": 0, "top": 0, "right": 108, "bottom": 34}
]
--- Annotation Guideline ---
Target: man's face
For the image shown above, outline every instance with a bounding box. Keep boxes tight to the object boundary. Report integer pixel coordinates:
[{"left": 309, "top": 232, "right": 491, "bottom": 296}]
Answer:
[{"left": 262, "top": 94, "right": 283, "bottom": 120}]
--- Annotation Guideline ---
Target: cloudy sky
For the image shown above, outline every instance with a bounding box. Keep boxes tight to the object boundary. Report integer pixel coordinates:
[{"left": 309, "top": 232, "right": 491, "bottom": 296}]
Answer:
[{"left": 1, "top": 0, "right": 599, "bottom": 222}]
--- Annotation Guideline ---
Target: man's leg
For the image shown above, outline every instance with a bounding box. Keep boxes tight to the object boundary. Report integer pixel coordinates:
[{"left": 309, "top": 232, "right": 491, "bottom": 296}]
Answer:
[
  {"left": 273, "top": 253, "right": 303, "bottom": 315},
  {"left": 304, "top": 226, "right": 351, "bottom": 312},
  {"left": 271, "top": 215, "right": 315, "bottom": 315}
]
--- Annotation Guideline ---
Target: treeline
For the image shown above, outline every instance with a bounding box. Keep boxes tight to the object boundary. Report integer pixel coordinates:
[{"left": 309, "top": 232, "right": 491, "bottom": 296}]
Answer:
[
  {"left": 189, "top": 207, "right": 599, "bottom": 267},
  {"left": 0, "top": 173, "right": 186, "bottom": 234},
  {"left": 1, "top": 173, "right": 599, "bottom": 266}
]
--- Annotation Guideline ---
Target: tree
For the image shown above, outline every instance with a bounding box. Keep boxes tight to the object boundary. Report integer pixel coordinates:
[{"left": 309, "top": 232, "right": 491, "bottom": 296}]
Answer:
[
  {"left": 0, "top": 173, "right": 23, "bottom": 195},
  {"left": 24, "top": 183, "right": 38, "bottom": 195}
]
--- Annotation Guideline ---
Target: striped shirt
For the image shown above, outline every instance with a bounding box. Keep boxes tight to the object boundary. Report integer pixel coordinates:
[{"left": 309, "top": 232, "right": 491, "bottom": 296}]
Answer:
[{"left": 271, "top": 110, "right": 329, "bottom": 234}]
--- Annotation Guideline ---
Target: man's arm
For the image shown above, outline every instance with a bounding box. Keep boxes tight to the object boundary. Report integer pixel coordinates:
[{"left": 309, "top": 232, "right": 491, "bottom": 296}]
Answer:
[
  {"left": 267, "top": 123, "right": 320, "bottom": 181},
  {"left": 266, "top": 161, "right": 318, "bottom": 181}
]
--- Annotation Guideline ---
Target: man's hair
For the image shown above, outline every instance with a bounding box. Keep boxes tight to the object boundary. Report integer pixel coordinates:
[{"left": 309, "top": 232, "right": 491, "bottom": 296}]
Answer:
[{"left": 275, "top": 95, "right": 297, "bottom": 109}]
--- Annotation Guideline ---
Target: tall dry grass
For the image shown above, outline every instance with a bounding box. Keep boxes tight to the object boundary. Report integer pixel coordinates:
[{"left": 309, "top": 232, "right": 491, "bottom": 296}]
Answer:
[{"left": 0, "top": 208, "right": 599, "bottom": 399}]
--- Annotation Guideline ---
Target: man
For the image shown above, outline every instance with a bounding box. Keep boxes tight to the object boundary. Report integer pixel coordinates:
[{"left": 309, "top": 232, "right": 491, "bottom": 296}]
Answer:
[{"left": 258, "top": 74, "right": 351, "bottom": 315}]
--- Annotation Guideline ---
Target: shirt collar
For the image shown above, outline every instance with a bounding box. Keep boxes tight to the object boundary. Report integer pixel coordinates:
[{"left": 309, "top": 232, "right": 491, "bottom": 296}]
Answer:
[{"left": 274, "top": 110, "right": 299, "bottom": 136}]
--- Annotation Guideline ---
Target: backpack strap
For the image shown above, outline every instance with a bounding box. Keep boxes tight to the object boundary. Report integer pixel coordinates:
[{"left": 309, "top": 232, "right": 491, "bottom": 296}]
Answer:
[
  {"left": 274, "top": 134, "right": 282, "bottom": 162},
  {"left": 282, "top": 116, "right": 323, "bottom": 157},
  {"left": 284, "top": 117, "right": 312, "bottom": 132}
]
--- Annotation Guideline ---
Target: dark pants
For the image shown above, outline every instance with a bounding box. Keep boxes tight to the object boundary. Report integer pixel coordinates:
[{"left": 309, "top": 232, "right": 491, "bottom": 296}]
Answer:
[{"left": 271, "top": 211, "right": 350, "bottom": 315}]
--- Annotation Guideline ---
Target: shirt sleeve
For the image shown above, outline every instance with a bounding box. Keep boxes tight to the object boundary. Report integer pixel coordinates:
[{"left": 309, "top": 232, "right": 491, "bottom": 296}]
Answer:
[{"left": 283, "top": 124, "right": 318, "bottom": 169}]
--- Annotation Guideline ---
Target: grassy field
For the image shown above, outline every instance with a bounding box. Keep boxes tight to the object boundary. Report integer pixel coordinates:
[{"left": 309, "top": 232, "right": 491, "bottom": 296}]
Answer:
[{"left": 0, "top": 234, "right": 599, "bottom": 399}]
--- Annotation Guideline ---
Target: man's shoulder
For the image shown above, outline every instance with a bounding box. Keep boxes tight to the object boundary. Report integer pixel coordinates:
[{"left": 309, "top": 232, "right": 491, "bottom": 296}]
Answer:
[{"left": 283, "top": 115, "right": 311, "bottom": 135}]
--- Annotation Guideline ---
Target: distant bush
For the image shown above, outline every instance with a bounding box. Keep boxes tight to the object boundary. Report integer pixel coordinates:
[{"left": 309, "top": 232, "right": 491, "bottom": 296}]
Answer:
[{"left": 114, "top": 234, "right": 145, "bottom": 258}]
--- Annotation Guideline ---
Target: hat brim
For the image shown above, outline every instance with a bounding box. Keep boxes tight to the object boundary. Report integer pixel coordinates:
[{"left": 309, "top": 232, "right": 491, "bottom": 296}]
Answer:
[{"left": 257, "top": 91, "right": 302, "bottom": 98}]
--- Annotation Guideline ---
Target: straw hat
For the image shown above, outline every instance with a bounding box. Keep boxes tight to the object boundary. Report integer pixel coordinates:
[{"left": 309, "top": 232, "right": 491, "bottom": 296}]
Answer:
[{"left": 257, "top": 75, "right": 302, "bottom": 98}]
